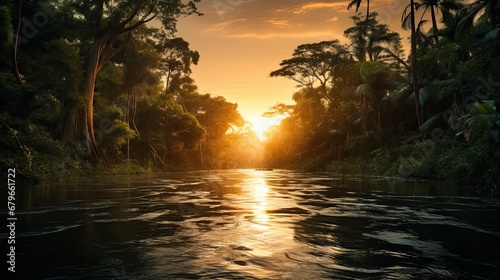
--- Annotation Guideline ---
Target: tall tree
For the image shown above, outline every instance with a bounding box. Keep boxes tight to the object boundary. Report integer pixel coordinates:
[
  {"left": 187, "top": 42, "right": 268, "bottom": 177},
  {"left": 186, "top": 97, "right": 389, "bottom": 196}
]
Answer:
[
  {"left": 61, "top": 0, "right": 200, "bottom": 166},
  {"left": 344, "top": 12, "right": 402, "bottom": 62},
  {"left": 409, "top": 0, "right": 423, "bottom": 126},
  {"left": 156, "top": 36, "right": 199, "bottom": 95},
  {"left": 418, "top": 0, "right": 443, "bottom": 48},
  {"left": 270, "top": 40, "right": 350, "bottom": 102},
  {"left": 353, "top": 61, "right": 393, "bottom": 132},
  {"left": 347, "top": 0, "right": 370, "bottom": 21},
  {"left": 182, "top": 93, "right": 244, "bottom": 169},
  {"left": 402, "top": 0, "right": 459, "bottom": 49}
]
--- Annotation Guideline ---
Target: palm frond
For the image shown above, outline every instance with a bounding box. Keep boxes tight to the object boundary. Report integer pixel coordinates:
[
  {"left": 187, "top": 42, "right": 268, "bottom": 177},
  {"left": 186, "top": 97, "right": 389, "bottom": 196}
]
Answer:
[
  {"left": 408, "top": 86, "right": 439, "bottom": 105},
  {"left": 455, "top": 1, "right": 487, "bottom": 42},
  {"left": 401, "top": 2, "right": 421, "bottom": 30},
  {"left": 431, "top": 78, "right": 457, "bottom": 88},
  {"left": 418, "top": 86, "right": 440, "bottom": 105},
  {"left": 381, "top": 47, "right": 411, "bottom": 73},
  {"left": 419, "top": 113, "right": 443, "bottom": 132},
  {"left": 480, "top": 26, "right": 500, "bottom": 43},
  {"left": 347, "top": 0, "right": 362, "bottom": 11},
  {"left": 354, "top": 83, "right": 375, "bottom": 98},
  {"left": 389, "top": 84, "right": 410, "bottom": 104}
]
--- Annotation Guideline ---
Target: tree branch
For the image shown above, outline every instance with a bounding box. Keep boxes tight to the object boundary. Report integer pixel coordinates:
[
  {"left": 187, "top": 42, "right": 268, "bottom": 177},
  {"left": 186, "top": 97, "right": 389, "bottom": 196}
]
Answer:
[{"left": 13, "top": 0, "right": 23, "bottom": 85}]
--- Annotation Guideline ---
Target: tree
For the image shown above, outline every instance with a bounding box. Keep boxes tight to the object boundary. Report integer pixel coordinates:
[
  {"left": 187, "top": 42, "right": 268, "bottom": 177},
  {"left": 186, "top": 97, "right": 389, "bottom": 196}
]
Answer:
[
  {"left": 270, "top": 40, "right": 350, "bottom": 102},
  {"left": 156, "top": 36, "right": 200, "bottom": 95},
  {"left": 401, "top": 0, "right": 459, "bottom": 49},
  {"left": 455, "top": 0, "right": 500, "bottom": 44},
  {"left": 347, "top": 0, "right": 370, "bottom": 21},
  {"left": 344, "top": 12, "right": 403, "bottom": 62},
  {"left": 182, "top": 93, "right": 245, "bottom": 169},
  {"left": 0, "top": 4, "right": 13, "bottom": 69},
  {"left": 421, "top": 0, "right": 442, "bottom": 48},
  {"left": 409, "top": 0, "right": 423, "bottom": 126},
  {"left": 353, "top": 61, "right": 393, "bottom": 132},
  {"left": 61, "top": 0, "right": 201, "bottom": 166}
]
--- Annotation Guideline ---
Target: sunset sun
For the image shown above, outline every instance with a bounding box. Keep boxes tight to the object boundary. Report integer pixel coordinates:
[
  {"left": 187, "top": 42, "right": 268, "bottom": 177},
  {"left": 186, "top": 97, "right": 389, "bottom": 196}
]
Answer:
[{"left": 250, "top": 116, "right": 281, "bottom": 141}]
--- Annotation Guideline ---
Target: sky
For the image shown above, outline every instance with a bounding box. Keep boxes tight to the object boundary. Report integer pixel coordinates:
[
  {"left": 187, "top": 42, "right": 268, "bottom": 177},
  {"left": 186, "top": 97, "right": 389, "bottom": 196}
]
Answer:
[{"left": 176, "top": 0, "right": 411, "bottom": 138}]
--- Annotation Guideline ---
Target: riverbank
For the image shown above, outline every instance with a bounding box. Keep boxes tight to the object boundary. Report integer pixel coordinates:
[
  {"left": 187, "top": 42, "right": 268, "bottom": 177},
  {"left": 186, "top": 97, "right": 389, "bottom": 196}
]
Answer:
[
  {"left": 3, "top": 136, "right": 498, "bottom": 199},
  {"left": 323, "top": 142, "right": 499, "bottom": 197}
]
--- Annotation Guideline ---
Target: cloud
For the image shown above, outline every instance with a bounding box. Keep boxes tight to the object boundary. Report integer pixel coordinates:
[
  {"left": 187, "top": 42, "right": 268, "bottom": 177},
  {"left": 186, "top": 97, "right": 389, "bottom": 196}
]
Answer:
[
  {"left": 204, "top": 18, "right": 248, "bottom": 33},
  {"left": 198, "top": 0, "right": 354, "bottom": 39},
  {"left": 216, "top": 30, "right": 338, "bottom": 39},
  {"left": 263, "top": 19, "right": 290, "bottom": 27},
  {"left": 289, "top": 2, "right": 348, "bottom": 14}
]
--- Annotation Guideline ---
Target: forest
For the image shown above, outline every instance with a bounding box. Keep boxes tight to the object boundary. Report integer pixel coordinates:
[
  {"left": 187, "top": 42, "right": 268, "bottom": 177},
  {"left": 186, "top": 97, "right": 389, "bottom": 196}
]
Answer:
[
  {"left": 263, "top": 0, "right": 500, "bottom": 196},
  {"left": 0, "top": 0, "right": 263, "bottom": 182},
  {"left": 0, "top": 0, "right": 499, "bottom": 196}
]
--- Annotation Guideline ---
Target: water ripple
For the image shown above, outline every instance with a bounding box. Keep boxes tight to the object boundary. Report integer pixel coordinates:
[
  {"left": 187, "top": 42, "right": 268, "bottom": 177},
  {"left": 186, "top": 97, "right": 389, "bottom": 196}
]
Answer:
[{"left": 11, "top": 169, "right": 500, "bottom": 279}]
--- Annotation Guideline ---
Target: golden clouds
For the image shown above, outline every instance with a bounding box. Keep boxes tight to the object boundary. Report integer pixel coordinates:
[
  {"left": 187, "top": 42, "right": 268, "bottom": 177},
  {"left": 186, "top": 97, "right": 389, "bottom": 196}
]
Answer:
[
  {"left": 204, "top": 18, "right": 248, "bottom": 34},
  {"left": 200, "top": 1, "right": 353, "bottom": 39},
  {"left": 289, "top": 2, "right": 347, "bottom": 14},
  {"left": 263, "top": 19, "right": 290, "bottom": 28}
]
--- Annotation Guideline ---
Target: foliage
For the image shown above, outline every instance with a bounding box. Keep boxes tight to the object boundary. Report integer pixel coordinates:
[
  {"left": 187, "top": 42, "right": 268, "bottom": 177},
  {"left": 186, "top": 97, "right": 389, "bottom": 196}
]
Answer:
[
  {"left": 270, "top": 40, "right": 350, "bottom": 101},
  {"left": 0, "top": 0, "right": 263, "bottom": 182},
  {"left": 265, "top": 1, "right": 500, "bottom": 196},
  {"left": 0, "top": 0, "right": 499, "bottom": 197},
  {"left": 344, "top": 12, "right": 403, "bottom": 62},
  {"left": 0, "top": 113, "right": 86, "bottom": 183}
]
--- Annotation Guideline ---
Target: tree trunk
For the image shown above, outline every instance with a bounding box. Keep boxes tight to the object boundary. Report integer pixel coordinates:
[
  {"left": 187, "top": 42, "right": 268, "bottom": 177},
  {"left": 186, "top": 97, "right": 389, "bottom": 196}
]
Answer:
[
  {"left": 321, "top": 82, "right": 333, "bottom": 102},
  {"left": 366, "top": 0, "right": 370, "bottom": 21},
  {"left": 60, "top": 104, "right": 80, "bottom": 143},
  {"left": 431, "top": 7, "right": 440, "bottom": 49},
  {"left": 61, "top": 33, "right": 115, "bottom": 167},
  {"left": 83, "top": 34, "right": 113, "bottom": 166},
  {"left": 410, "top": 0, "right": 423, "bottom": 127},
  {"left": 59, "top": 0, "right": 152, "bottom": 167},
  {"left": 361, "top": 92, "right": 368, "bottom": 132}
]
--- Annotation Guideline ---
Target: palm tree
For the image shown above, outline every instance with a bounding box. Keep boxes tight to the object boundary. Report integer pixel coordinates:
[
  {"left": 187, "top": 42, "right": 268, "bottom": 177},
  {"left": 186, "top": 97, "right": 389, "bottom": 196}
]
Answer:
[
  {"left": 353, "top": 61, "right": 392, "bottom": 132},
  {"left": 437, "top": 1, "right": 466, "bottom": 40},
  {"left": 344, "top": 13, "right": 402, "bottom": 62},
  {"left": 455, "top": 0, "right": 500, "bottom": 43},
  {"left": 402, "top": 0, "right": 459, "bottom": 49},
  {"left": 348, "top": 0, "right": 370, "bottom": 21},
  {"left": 421, "top": 0, "right": 443, "bottom": 48},
  {"left": 410, "top": 0, "right": 423, "bottom": 126}
]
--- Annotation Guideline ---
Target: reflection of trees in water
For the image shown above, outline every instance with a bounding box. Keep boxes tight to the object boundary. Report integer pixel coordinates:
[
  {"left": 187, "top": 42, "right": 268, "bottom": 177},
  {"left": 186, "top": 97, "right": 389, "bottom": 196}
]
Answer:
[
  {"left": 17, "top": 171, "right": 500, "bottom": 279},
  {"left": 291, "top": 181, "right": 498, "bottom": 279}
]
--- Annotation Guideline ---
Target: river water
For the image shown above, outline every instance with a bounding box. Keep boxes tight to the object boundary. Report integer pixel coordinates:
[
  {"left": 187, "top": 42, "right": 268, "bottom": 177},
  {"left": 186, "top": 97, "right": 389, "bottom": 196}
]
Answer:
[{"left": 5, "top": 169, "right": 500, "bottom": 279}]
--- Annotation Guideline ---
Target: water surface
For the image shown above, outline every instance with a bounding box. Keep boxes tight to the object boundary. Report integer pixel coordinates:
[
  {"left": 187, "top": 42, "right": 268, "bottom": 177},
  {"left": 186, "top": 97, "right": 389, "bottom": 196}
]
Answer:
[{"left": 5, "top": 169, "right": 500, "bottom": 279}]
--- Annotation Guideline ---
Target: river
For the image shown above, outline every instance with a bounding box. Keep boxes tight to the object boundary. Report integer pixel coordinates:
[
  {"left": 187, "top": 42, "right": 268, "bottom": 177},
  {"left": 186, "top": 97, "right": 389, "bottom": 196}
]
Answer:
[{"left": 4, "top": 169, "right": 500, "bottom": 279}]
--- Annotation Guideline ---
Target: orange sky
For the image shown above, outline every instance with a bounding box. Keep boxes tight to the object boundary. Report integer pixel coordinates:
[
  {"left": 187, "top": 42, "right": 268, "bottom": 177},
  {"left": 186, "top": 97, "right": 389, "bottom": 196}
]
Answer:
[{"left": 176, "top": 1, "right": 411, "bottom": 132}]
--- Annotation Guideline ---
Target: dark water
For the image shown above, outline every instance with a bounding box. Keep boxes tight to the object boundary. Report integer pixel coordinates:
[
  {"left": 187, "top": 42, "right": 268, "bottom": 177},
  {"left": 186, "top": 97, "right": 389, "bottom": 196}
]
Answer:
[{"left": 3, "top": 169, "right": 500, "bottom": 279}]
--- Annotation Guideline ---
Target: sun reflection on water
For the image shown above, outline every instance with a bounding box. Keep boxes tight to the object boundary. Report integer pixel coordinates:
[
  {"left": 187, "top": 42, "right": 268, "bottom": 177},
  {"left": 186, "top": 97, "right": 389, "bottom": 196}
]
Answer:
[
  {"left": 251, "top": 177, "right": 269, "bottom": 228},
  {"left": 148, "top": 170, "right": 311, "bottom": 278}
]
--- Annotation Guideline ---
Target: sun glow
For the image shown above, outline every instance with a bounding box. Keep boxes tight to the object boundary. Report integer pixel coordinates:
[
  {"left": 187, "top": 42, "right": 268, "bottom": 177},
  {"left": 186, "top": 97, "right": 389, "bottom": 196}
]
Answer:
[
  {"left": 250, "top": 116, "right": 281, "bottom": 141},
  {"left": 251, "top": 177, "right": 269, "bottom": 228}
]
